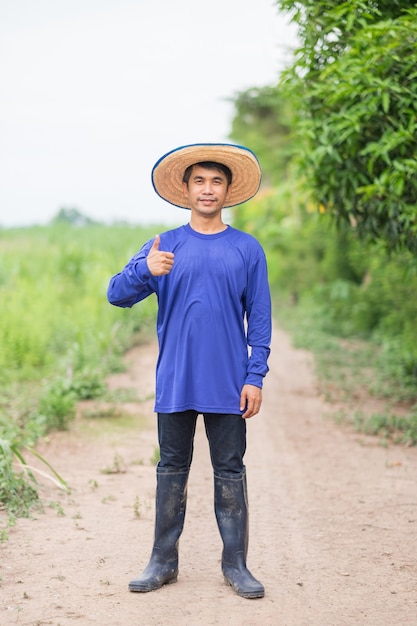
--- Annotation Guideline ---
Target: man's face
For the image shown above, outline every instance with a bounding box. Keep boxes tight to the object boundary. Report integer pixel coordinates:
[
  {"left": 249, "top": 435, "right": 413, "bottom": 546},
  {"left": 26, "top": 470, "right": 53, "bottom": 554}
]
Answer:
[{"left": 182, "top": 165, "right": 232, "bottom": 216}]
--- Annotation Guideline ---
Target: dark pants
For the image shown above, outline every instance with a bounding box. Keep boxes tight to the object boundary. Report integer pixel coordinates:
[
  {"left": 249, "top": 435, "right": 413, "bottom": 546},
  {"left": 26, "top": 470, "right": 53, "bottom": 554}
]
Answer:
[{"left": 157, "top": 411, "right": 246, "bottom": 477}]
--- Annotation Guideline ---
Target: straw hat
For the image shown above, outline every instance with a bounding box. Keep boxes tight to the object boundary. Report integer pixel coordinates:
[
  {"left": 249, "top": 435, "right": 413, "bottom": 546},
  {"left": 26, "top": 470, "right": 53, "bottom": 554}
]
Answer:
[{"left": 151, "top": 143, "right": 261, "bottom": 209}]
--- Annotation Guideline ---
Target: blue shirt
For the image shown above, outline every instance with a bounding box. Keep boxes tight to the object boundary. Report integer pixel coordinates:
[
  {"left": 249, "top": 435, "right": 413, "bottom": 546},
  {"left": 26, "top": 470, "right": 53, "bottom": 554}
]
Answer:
[{"left": 107, "top": 224, "right": 271, "bottom": 414}]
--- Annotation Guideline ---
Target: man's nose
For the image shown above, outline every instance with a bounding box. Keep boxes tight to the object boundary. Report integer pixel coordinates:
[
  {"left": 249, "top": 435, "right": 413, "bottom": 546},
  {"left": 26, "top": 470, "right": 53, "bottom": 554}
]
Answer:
[{"left": 202, "top": 183, "right": 214, "bottom": 194}]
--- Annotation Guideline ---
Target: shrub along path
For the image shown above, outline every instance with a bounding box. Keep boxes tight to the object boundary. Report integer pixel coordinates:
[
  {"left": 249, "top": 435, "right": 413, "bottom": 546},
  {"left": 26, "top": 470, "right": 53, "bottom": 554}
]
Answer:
[{"left": 1, "top": 325, "right": 417, "bottom": 625}]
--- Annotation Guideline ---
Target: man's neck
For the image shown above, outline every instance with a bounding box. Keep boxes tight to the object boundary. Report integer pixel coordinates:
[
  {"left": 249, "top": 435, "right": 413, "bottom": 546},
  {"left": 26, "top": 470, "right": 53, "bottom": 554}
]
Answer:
[{"left": 189, "top": 215, "right": 228, "bottom": 234}]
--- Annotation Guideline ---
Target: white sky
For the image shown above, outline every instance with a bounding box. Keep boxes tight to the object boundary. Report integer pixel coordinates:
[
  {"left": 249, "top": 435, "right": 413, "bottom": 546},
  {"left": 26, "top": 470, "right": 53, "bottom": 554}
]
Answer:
[{"left": 0, "top": 0, "right": 297, "bottom": 227}]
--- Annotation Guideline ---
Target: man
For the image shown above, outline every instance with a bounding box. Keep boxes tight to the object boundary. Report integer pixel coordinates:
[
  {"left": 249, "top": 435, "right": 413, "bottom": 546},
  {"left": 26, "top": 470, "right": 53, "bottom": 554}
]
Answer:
[{"left": 107, "top": 143, "right": 271, "bottom": 599}]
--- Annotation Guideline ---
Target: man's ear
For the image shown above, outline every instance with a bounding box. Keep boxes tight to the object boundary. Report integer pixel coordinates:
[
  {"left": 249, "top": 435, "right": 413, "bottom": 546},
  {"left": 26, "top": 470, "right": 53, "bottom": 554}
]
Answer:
[{"left": 182, "top": 181, "right": 189, "bottom": 200}]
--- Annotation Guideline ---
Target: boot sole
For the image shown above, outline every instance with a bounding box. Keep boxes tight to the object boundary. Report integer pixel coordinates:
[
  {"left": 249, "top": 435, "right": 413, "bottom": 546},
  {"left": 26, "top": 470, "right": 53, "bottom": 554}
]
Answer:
[
  {"left": 224, "top": 576, "right": 265, "bottom": 599},
  {"left": 129, "top": 576, "right": 178, "bottom": 593}
]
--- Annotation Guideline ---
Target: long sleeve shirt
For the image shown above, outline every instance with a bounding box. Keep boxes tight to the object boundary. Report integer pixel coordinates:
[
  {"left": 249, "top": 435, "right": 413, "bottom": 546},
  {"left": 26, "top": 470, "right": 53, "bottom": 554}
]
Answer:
[{"left": 107, "top": 223, "right": 271, "bottom": 414}]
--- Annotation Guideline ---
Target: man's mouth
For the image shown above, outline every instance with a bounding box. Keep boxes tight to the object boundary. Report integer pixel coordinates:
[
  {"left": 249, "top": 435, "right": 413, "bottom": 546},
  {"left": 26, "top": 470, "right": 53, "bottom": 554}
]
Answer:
[{"left": 198, "top": 197, "right": 216, "bottom": 204}]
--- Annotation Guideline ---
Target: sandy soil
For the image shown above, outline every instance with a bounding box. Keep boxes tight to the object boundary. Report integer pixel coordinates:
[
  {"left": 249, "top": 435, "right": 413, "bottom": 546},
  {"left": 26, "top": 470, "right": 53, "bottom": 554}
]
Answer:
[{"left": 1, "top": 325, "right": 417, "bottom": 626}]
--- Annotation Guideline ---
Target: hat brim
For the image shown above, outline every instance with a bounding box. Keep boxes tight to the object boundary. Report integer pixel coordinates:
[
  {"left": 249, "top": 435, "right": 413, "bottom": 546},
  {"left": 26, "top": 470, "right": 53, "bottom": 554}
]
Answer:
[{"left": 151, "top": 143, "right": 261, "bottom": 209}]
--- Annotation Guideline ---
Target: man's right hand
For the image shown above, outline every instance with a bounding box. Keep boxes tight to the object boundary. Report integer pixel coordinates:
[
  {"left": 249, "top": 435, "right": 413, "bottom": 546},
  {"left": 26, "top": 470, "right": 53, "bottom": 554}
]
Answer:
[{"left": 146, "top": 234, "right": 175, "bottom": 276}]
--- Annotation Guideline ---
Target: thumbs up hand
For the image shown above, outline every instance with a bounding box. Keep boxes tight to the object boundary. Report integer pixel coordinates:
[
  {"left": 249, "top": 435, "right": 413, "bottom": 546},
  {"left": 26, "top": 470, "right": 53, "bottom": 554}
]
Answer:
[{"left": 146, "top": 234, "right": 175, "bottom": 276}]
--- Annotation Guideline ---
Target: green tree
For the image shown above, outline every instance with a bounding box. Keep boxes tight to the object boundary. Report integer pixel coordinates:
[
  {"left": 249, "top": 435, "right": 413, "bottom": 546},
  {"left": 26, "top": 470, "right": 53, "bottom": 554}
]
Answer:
[
  {"left": 229, "top": 86, "right": 295, "bottom": 186},
  {"left": 278, "top": 1, "right": 415, "bottom": 74},
  {"left": 228, "top": 84, "right": 306, "bottom": 263},
  {"left": 52, "top": 207, "right": 96, "bottom": 226},
  {"left": 278, "top": 1, "right": 417, "bottom": 253}
]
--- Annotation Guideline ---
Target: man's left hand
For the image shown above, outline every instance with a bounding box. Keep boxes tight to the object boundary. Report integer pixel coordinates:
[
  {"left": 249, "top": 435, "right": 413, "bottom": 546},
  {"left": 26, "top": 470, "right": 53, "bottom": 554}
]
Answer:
[{"left": 240, "top": 384, "right": 262, "bottom": 419}]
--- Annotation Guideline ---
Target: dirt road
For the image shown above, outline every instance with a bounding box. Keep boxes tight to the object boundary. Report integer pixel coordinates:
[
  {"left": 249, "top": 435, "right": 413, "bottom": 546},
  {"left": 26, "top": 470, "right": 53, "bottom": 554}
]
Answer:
[{"left": 1, "top": 326, "right": 417, "bottom": 625}]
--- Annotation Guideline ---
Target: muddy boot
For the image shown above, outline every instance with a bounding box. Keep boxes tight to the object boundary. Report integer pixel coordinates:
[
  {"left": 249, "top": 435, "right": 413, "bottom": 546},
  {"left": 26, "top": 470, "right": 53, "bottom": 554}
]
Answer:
[
  {"left": 214, "top": 471, "right": 264, "bottom": 599},
  {"left": 129, "top": 468, "right": 189, "bottom": 592}
]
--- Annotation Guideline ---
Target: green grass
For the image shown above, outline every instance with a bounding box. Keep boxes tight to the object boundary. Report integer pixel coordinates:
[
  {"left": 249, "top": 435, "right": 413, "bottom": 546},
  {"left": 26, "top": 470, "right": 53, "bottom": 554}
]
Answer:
[
  {"left": 275, "top": 291, "right": 417, "bottom": 445},
  {"left": 0, "top": 222, "right": 165, "bottom": 527}
]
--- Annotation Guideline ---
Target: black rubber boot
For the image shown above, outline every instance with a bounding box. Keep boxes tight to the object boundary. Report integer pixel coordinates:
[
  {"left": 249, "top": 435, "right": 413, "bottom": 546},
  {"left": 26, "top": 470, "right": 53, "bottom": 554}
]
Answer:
[
  {"left": 214, "top": 471, "right": 265, "bottom": 599},
  {"left": 128, "top": 468, "right": 189, "bottom": 592}
]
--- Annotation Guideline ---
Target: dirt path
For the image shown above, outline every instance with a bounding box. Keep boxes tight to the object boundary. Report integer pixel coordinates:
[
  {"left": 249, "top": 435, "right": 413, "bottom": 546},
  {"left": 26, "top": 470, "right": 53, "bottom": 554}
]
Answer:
[{"left": 1, "top": 326, "right": 417, "bottom": 626}]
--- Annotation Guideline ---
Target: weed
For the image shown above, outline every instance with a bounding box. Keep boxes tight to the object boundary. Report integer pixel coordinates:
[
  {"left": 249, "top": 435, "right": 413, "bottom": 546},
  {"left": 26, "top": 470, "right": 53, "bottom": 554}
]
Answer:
[
  {"left": 131, "top": 458, "right": 144, "bottom": 466},
  {"left": 101, "top": 495, "right": 116, "bottom": 504},
  {"left": 70, "top": 370, "right": 107, "bottom": 400},
  {"left": 356, "top": 410, "right": 417, "bottom": 445},
  {"left": 133, "top": 495, "right": 141, "bottom": 518},
  {"left": 0, "top": 438, "right": 62, "bottom": 520},
  {"left": 150, "top": 446, "right": 160, "bottom": 466},
  {"left": 0, "top": 526, "right": 10, "bottom": 542},
  {"left": 100, "top": 453, "right": 126, "bottom": 475},
  {"left": 49, "top": 501, "right": 65, "bottom": 517}
]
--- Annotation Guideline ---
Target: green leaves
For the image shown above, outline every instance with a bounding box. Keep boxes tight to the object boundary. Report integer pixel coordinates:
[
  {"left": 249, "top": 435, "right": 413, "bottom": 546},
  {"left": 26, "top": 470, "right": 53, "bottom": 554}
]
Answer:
[
  {"left": 229, "top": 86, "right": 296, "bottom": 187},
  {"left": 277, "top": 1, "right": 417, "bottom": 252}
]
